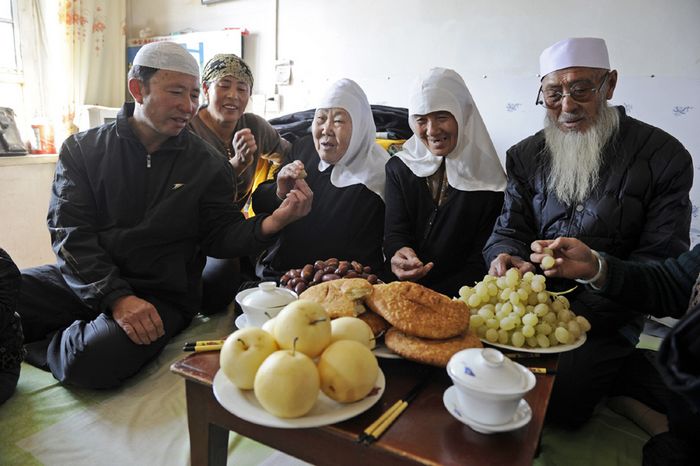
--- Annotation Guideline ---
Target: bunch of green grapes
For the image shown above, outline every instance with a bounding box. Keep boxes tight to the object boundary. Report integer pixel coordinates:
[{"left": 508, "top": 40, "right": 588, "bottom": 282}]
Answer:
[{"left": 458, "top": 268, "right": 591, "bottom": 349}]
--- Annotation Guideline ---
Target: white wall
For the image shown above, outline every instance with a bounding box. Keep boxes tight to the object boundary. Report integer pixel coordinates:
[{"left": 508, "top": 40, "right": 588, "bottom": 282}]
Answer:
[
  {"left": 127, "top": 0, "right": 700, "bottom": 243},
  {"left": 127, "top": 0, "right": 279, "bottom": 96},
  {"left": 0, "top": 157, "right": 56, "bottom": 269}
]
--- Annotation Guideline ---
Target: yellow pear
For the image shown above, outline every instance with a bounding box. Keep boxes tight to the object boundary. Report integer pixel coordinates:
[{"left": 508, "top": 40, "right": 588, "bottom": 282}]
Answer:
[
  {"left": 254, "top": 348, "right": 320, "bottom": 418},
  {"left": 330, "top": 316, "right": 376, "bottom": 349},
  {"left": 219, "top": 328, "right": 278, "bottom": 390},
  {"left": 318, "top": 340, "right": 379, "bottom": 403},
  {"left": 274, "top": 300, "right": 331, "bottom": 358}
]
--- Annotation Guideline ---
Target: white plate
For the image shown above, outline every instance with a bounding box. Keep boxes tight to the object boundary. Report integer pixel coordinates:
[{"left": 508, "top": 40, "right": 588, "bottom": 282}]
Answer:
[
  {"left": 235, "top": 314, "right": 249, "bottom": 329},
  {"left": 212, "top": 369, "right": 385, "bottom": 428},
  {"left": 373, "top": 343, "right": 401, "bottom": 359},
  {"left": 479, "top": 333, "right": 586, "bottom": 354},
  {"left": 443, "top": 385, "right": 532, "bottom": 434}
]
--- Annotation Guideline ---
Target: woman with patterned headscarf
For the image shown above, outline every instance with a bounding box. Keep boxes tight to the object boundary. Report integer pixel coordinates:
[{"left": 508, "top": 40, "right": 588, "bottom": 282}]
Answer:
[
  {"left": 252, "top": 79, "right": 389, "bottom": 282},
  {"left": 189, "top": 53, "right": 290, "bottom": 314},
  {"left": 384, "top": 68, "right": 506, "bottom": 297}
]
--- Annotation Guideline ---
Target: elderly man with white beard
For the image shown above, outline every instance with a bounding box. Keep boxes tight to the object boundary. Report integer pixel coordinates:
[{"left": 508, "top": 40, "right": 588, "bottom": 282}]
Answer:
[{"left": 483, "top": 37, "right": 693, "bottom": 429}]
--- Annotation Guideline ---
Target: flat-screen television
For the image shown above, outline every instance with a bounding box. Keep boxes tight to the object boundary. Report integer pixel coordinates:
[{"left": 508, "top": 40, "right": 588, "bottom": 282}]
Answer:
[{"left": 77, "top": 105, "right": 120, "bottom": 131}]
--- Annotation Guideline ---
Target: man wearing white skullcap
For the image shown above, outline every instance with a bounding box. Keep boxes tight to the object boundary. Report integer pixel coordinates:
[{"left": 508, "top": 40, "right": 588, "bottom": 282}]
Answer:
[
  {"left": 484, "top": 37, "right": 693, "bottom": 432},
  {"left": 17, "top": 41, "right": 312, "bottom": 389}
]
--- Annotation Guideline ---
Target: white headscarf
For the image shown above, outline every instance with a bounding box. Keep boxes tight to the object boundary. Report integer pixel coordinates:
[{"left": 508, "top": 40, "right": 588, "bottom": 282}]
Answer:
[
  {"left": 396, "top": 68, "right": 507, "bottom": 192},
  {"left": 316, "top": 79, "right": 389, "bottom": 201}
]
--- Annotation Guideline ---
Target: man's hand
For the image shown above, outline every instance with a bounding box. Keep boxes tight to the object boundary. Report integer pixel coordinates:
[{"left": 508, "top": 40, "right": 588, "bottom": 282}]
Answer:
[
  {"left": 276, "top": 161, "right": 307, "bottom": 199},
  {"left": 531, "top": 237, "right": 599, "bottom": 280},
  {"left": 261, "top": 179, "right": 313, "bottom": 236},
  {"left": 391, "top": 247, "right": 434, "bottom": 281},
  {"left": 229, "top": 129, "right": 257, "bottom": 176},
  {"left": 488, "top": 253, "right": 535, "bottom": 277},
  {"left": 111, "top": 295, "right": 165, "bottom": 345}
]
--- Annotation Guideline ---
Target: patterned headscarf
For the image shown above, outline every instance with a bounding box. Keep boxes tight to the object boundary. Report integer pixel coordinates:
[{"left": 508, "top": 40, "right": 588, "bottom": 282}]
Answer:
[{"left": 201, "top": 53, "right": 254, "bottom": 90}]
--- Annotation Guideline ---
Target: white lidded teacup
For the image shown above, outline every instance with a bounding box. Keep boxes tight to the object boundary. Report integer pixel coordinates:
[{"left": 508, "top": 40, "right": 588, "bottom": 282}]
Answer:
[
  {"left": 446, "top": 348, "right": 536, "bottom": 425},
  {"left": 235, "top": 282, "right": 297, "bottom": 327}
]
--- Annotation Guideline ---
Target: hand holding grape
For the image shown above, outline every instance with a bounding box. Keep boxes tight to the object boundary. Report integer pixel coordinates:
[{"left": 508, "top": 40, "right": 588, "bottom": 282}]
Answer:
[{"left": 530, "top": 237, "right": 600, "bottom": 280}]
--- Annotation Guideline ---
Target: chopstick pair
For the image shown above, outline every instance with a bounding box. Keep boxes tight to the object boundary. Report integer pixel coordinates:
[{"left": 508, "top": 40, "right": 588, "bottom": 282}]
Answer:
[
  {"left": 182, "top": 339, "right": 225, "bottom": 352},
  {"left": 358, "top": 370, "right": 433, "bottom": 445},
  {"left": 527, "top": 367, "right": 557, "bottom": 375}
]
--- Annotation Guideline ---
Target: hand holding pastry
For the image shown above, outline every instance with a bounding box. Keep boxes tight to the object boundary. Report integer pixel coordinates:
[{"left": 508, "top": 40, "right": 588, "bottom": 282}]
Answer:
[
  {"left": 276, "top": 160, "right": 308, "bottom": 199},
  {"left": 262, "top": 178, "right": 313, "bottom": 236}
]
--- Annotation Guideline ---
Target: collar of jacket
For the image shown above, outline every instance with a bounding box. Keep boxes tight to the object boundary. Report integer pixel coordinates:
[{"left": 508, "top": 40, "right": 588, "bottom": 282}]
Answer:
[{"left": 115, "top": 102, "right": 190, "bottom": 152}]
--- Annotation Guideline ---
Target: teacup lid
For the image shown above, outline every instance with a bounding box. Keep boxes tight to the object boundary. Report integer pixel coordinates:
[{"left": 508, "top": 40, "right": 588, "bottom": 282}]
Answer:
[
  {"left": 447, "top": 348, "right": 528, "bottom": 393},
  {"left": 240, "top": 282, "right": 297, "bottom": 308}
]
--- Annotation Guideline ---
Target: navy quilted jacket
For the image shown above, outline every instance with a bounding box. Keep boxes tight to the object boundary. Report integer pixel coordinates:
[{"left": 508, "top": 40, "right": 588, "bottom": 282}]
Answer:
[{"left": 484, "top": 106, "right": 693, "bottom": 334}]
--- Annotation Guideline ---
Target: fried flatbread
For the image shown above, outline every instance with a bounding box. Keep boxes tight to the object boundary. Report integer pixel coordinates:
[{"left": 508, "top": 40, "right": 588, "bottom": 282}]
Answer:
[
  {"left": 384, "top": 327, "right": 483, "bottom": 367},
  {"left": 358, "top": 310, "right": 390, "bottom": 337},
  {"left": 365, "top": 282, "right": 470, "bottom": 339},
  {"left": 299, "top": 278, "right": 373, "bottom": 318}
]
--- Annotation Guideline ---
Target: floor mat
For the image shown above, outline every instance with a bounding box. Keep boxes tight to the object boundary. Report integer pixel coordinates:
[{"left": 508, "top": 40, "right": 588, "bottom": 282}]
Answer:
[{"left": 1, "top": 308, "right": 297, "bottom": 466}]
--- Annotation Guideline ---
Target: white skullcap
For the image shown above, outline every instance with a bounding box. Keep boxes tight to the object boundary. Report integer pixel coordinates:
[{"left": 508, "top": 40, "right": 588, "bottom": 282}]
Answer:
[
  {"left": 133, "top": 41, "right": 200, "bottom": 80},
  {"left": 539, "top": 37, "right": 610, "bottom": 79}
]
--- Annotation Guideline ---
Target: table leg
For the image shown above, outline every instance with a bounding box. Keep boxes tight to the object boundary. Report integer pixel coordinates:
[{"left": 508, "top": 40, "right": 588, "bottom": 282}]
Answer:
[{"left": 186, "top": 381, "right": 229, "bottom": 466}]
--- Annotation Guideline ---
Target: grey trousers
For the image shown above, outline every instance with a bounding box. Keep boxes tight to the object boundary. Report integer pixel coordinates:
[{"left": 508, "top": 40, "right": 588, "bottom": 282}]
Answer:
[{"left": 18, "top": 265, "right": 191, "bottom": 389}]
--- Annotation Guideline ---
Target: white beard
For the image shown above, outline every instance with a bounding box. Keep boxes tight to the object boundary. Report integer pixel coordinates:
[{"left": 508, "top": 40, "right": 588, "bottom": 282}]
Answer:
[{"left": 544, "top": 104, "right": 620, "bottom": 206}]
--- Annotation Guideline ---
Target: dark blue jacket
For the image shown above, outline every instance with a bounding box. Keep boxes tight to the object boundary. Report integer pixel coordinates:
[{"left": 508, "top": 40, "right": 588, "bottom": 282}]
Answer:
[
  {"left": 49, "top": 103, "right": 274, "bottom": 316},
  {"left": 484, "top": 107, "right": 693, "bottom": 335}
]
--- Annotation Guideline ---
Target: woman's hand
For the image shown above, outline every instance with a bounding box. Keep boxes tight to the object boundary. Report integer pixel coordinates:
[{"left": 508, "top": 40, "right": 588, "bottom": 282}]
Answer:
[
  {"left": 530, "top": 237, "right": 599, "bottom": 280},
  {"left": 276, "top": 160, "right": 307, "bottom": 199},
  {"left": 230, "top": 129, "right": 257, "bottom": 175},
  {"left": 391, "top": 247, "right": 434, "bottom": 281},
  {"left": 261, "top": 179, "right": 313, "bottom": 236}
]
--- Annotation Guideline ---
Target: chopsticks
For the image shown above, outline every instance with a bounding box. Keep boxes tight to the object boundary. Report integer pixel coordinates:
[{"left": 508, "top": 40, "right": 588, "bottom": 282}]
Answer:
[
  {"left": 358, "top": 369, "right": 433, "bottom": 445},
  {"left": 182, "top": 339, "right": 225, "bottom": 352},
  {"left": 527, "top": 367, "right": 557, "bottom": 375}
]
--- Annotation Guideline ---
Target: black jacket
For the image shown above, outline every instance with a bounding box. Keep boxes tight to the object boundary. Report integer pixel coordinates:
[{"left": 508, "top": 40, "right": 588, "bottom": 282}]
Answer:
[
  {"left": 1, "top": 247, "right": 23, "bottom": 404},
  {"left": 598, "top": 246, "right": 700, "bottom": 410},
  {"left": 253, "top": 135, "right": 385, "bottom": 279},
  {"left": 384, "top": 156, "right": 503, "bottom": 296},
  {"left": 484, "top": 107, "right": 693, "bottom": 334},
  {"left": 48, "top": 103, "right": 274, "bottom": 316}
]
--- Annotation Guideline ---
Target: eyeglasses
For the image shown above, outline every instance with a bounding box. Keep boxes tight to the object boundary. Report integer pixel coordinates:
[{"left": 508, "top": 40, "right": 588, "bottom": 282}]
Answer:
[{"left": 536, "top": 72, "right": 610, "bottom": 108}]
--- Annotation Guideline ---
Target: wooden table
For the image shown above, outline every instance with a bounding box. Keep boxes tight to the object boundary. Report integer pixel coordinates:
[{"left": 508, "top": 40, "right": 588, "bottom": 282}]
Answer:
[{"left": 171, "top": 350, "right": 557, "bottom": 466}]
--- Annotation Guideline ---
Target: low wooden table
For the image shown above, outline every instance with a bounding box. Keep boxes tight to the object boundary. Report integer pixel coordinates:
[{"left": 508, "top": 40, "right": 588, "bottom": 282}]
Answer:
[{"left": 171, "top": 351, "right": 558, "bottom": 466}]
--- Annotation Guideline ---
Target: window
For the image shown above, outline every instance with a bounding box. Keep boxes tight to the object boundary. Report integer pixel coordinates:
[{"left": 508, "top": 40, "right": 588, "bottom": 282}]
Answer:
[
  {"left": 0, "top": 0, "right": 21, "bottom": 74},
  {"left": 0, "top": 0, "right": 24, "bottom": 134},
  {"left": 0, "top": 0, "right": 41, "bottom": 151}
]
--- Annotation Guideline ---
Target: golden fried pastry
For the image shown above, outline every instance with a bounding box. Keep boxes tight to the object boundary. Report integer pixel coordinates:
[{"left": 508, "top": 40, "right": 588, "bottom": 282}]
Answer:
[
  {"left": 299, "top": 278, "right": 373, "bottom": 318},
  {"left": 365, "top": 282, "right": 470, "bottom": 339},
  {"left": 384, "top": 327, "right": 483, "bottom": 367},
  {"left": 358, "top": 310, "right": 391, "bottom": 337}
]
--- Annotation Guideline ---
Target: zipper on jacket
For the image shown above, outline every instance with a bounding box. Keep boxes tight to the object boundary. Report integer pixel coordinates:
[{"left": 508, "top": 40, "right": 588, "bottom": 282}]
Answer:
[
  {"left": 423, "top": 208, "right": 438, "bottom": 240},
  {"left": 146, "top": 153, "right": 152, "bottom": 168}
]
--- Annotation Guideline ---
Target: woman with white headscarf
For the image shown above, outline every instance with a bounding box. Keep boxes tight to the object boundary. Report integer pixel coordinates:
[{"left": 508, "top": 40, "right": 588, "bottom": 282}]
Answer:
[
  {"left": 253, "top": 79, "right": 389, "bottom": 282},
  {"left": 384, "top": 68, "right": 506, "bottom": 296}
]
